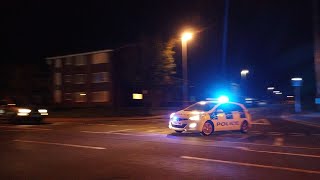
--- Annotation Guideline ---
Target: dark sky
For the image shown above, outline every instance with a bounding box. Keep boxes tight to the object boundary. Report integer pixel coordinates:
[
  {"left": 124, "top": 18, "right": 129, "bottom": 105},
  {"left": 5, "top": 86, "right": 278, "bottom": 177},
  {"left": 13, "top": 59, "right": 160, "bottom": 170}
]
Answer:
[{"left": 1, "top": 0, "right": 316, "bottom": 99}]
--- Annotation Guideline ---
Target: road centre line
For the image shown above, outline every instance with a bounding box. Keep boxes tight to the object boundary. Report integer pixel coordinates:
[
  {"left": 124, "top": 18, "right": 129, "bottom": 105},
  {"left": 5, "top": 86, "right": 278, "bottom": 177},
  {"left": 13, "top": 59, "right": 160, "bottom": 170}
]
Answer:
[
  {"left": 273, "top": 137, "right": 284, "bottom": 146},
  {"left": 181, "top": 156, "right": 320, "bottom": 174},
  {"left": 0, "top": 126, "right": 51, "bottom": 131},
  {"left": 14, "top": 139, "right": 106, "bottom": 150},
  {"left": 288, "top": 133, "right": 305, "bottom": 137},
  {"left": 81, "top": 129, "right": 134, "bottom": 134},
  {"left": 281, "top": 116, "right": 320, "bottom": 128},
  {"left": 236, "top": 146, "right": 320, "bottom": 158},
  {"left": 81, "top": 131, "right": 156, "bottom": 137},
  {"left": 217, "top": 140, "right": 320, "bottom": 150},
  {"left": 268, "top": 132, "right": 283, "bottom": 136},
  {"left": 80, "top": 130, "right": 320, "bottom": 151}
]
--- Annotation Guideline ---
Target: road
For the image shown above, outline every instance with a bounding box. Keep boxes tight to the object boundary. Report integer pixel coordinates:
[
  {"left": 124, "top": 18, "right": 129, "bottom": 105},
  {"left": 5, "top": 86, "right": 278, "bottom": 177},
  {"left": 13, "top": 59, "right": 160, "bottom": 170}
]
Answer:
[{"left": 0, "top": 107, "right": 320, "bottom": 179}]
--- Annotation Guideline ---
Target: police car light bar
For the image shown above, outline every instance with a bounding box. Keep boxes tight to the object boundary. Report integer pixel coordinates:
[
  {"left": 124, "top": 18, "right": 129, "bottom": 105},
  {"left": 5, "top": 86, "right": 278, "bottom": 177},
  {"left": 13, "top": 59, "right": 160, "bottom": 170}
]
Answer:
[{"left": 218, "top": 96, "right": 229, "bottom": 103}]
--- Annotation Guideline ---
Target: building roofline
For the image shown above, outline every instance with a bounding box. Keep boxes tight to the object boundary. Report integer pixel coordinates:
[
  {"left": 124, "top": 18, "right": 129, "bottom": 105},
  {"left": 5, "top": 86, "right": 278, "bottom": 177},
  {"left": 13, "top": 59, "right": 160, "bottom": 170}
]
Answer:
[{"left": 46, "top": 49, "right": 114, "bottom": 60}]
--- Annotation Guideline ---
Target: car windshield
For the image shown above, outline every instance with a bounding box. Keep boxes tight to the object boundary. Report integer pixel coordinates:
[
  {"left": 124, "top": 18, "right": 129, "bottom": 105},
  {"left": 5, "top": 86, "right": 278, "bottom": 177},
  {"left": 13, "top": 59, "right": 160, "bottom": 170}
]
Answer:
[{"left": 184, "top": 102, "right": 217, "bottom": 112}]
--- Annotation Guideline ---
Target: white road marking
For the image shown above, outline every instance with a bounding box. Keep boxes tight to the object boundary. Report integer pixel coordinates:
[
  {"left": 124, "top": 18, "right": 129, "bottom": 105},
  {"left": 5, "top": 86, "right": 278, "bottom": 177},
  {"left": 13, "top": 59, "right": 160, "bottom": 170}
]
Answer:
[
  {"left": 252, "top": 119, "right": 271, "bottom": 125},
  {"left": 250, "top": 131, "right": 263, "bottom": 135},
  {"left": 236, "top": 146, "right": 320, "bottom": 158},
  {"left": 181, "top": 156, "right": 320, "bottom": 174},
  {"left": 281, "top": 116, "right": 320, "bottom": 128},
  {"left": 14, "top": 139, "right": 106, "bottom": 150},
  {"left": 273, "top": 137, "right": 284, "bottom": 146},
  {"left": 0, "top": 125, "right": 51, "bottom": 131},
  {"left": 268, "top": 132, "right": 283, "bottom": 136},
  {"left": 217, "top": 140, "right": 320, "bottom": 150},
  {"left": 81, "top": 129, "right": 134, "bottom": 134},
  {"left": 288, "top": 133, "right": 305, "bottom": 137}
]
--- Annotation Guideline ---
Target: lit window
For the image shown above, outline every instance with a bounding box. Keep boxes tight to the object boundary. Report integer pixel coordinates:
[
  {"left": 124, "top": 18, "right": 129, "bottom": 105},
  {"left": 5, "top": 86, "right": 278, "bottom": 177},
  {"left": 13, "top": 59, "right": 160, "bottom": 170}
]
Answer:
[
  {"left": 54, "top": 73, "right": 62, "bottom": 85},
  {"left": 132, "top": 93, "right": 143, "bottom": 100},
  {"left": 64, "top": 75, "right": 72, "bottom": 83},
  {"left": 75, "top": 56, "right": 86, "bottom": 66},
  {"left": 54, "top": 90, "right": 62, "bottom": 103},
  {"left": 92, "top": 72, "right": 110, "bottom": 83},
  {"left": 74, "top": 92, "right": 87, "bottom": 102},
  {"left": 92, "top": 53, "right": 109, "bottom": 64},
  {"left": 65, "top": 57, "right": 73, "bottom": 65},
  {"left": 91, "top": 91, "right": 110, "bottom": 102},
  {"left": 64, "top": 93, "right": 72, "bottom": 101},
  {"left": 55, "top": 59, "right": 62, "bottom": 68},
  {"left": 74, "top": 74, "right": 87, "bottom": 84}
]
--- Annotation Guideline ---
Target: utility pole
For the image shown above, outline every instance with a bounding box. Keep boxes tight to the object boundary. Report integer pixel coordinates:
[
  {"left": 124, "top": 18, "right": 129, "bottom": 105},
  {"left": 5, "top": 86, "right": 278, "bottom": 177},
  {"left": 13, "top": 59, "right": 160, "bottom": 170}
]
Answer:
[{"left": 222, "top": 0, "right": 230, "bottom": 81}]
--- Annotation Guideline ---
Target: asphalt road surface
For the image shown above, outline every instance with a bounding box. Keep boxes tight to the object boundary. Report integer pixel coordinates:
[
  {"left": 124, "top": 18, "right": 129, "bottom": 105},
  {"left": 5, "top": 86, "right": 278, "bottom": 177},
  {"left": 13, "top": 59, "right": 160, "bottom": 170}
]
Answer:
[{"left": 0, "top": 107, "right": 320, "bottom": 179}]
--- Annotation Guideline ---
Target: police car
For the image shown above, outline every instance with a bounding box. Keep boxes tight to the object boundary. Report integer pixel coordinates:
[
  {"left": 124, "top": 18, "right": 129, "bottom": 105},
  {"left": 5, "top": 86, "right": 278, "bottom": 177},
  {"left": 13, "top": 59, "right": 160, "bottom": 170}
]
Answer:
[{"left": 168, "top": 100, "right": 252, "bottom": 136}]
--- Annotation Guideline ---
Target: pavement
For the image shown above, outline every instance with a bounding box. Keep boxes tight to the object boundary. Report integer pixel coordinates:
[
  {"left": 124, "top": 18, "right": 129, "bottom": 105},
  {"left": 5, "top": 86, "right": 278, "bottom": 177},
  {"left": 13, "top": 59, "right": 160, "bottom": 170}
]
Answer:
[
  {"left": 0, "top": 105, "right": 320, "bottom": 179},
  {"left": 281, "top": 112, "right": 320, "bottom": 128}
]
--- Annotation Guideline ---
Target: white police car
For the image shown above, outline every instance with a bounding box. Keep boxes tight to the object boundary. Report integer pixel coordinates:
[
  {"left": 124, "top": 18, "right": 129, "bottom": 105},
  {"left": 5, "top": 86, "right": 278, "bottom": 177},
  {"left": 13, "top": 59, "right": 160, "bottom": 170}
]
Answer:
[{"left": 168, "top": 100, "right": 252, "bottom": 136}]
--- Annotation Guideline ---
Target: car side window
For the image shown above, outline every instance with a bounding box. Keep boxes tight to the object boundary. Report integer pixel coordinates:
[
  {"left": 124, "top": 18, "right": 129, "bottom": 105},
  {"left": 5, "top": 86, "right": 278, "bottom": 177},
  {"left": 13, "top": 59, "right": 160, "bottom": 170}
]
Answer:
[
  {"left": 216, "top": 104, "right": 233, "bottom": 119},
  {"left": 233, "top": 104, "right": 246, "bottom": 118}
]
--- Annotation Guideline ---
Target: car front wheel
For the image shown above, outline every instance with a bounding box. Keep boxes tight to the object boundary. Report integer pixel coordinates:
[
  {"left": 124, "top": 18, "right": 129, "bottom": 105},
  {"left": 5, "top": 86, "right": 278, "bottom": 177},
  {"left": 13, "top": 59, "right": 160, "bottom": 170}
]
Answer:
[{"left": 201, "top": 121, "right": 214, "bottom": 136}]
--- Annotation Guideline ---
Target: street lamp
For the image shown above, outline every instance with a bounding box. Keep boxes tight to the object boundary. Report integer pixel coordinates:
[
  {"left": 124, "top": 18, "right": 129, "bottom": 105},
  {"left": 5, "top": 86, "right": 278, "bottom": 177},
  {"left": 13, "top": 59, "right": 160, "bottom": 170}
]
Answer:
[
  {"left": 181, "top": 31, "right": 193, "bottom": 107},
  {"left": 240, "top": 69, "right": 249, "bottom": 79},
  {"left": 240, "top": 69, "right": 249, "bottom": 99},
  {"left": 291, "top": 77, "right": 303, "bottom": 113}
]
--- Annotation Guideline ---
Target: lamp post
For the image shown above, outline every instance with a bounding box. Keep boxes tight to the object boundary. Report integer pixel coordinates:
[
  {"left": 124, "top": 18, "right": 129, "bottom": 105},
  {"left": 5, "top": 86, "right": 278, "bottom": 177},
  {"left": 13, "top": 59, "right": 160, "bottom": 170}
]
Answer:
[
  {"left": 291, "top": 77, "right": 303, "bottom": 113},
  {"left": 240, "top": 69, "right": 249, "bottom": 98},
  {"left": 181, "top": 32, "right": 193, "bottom": 107}
]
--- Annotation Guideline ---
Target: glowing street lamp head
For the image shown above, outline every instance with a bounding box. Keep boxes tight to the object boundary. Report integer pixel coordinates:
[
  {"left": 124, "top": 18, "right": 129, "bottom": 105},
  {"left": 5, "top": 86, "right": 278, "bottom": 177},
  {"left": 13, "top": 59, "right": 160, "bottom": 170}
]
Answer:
[
  {"left": 241, "top": 69, "right": 249, "bottom": 75},
  {"left": 181, "top": 32, "right": 193, "bottom": 42}
]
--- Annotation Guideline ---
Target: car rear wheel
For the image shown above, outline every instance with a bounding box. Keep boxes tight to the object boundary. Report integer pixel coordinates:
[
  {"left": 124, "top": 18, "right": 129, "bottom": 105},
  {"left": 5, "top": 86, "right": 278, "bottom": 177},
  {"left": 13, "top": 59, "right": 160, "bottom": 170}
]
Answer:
[
  {"left": 175, "top": 130, "right": 183, "bottom": 133},
  {"left": 201, "top": 121, "right": 214, "bottom": 136},
  {"left": 240, "top": 121, "right": 249, "bottom": 133}
]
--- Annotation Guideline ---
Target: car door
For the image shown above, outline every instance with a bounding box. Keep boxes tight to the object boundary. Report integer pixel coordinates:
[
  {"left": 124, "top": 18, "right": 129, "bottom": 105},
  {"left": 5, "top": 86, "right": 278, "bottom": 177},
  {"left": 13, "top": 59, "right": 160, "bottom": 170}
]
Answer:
[
  {"left": 211, "top": 104, "right": 231, "bottom": 131},
  {"left": 212, "top": 103, "right": 241, "bottom": 131}
]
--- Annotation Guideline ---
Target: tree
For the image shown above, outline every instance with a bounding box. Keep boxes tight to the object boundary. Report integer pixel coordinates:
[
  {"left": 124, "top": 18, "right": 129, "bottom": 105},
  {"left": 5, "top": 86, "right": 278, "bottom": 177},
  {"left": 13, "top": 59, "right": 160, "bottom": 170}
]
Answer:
[{"left": 152, "top": 38, "right": 178, "bottom": 85}]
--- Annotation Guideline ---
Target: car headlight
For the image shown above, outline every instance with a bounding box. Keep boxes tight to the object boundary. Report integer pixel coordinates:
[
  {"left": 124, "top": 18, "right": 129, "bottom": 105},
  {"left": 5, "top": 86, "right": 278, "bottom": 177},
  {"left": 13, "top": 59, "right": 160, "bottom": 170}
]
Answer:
[
  {"left": 170, "top": 113, "right": 175, "bottom": 119},
  {"left": 38, "top": 109, "right": 47, "bottom": 113},
  {"left": 189, "top": 115, "right": 200, "bottom": 121},
  {"left": 18, "top": 109, "right": 31, "bottom": 113}
]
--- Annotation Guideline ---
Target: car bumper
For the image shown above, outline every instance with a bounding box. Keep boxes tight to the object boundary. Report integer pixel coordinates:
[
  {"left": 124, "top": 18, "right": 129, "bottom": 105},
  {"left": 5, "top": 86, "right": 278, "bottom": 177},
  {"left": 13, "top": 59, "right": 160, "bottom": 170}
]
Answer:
[{"left": 168, "top": 120, "right": 201, "bottom": 132}]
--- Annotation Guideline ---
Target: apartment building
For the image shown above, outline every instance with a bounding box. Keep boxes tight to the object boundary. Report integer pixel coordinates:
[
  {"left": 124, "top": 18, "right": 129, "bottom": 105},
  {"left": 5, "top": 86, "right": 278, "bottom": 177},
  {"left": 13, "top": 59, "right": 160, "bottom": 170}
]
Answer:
[{"left": 46, "top": 50, "right": 114, "bottom": 107}]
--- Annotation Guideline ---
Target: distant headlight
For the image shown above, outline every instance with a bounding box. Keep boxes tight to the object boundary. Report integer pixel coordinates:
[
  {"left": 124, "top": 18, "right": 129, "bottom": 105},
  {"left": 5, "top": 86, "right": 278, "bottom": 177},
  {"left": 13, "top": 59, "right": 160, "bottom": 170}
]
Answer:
[
  {"left": 189, "top": 115, "right": 200, "bottom": 121},
  {"left": 38, "top": 109, "right": 48, "bottom": 115},
  {"left": 18, "top": 109, "right": 31, "bottom": 113},
  {"left": 38, "top": 109, "right": 47, "bottom": 113},
  {"left": 170, "top": 113, "right": 175, "bottom": 119}
]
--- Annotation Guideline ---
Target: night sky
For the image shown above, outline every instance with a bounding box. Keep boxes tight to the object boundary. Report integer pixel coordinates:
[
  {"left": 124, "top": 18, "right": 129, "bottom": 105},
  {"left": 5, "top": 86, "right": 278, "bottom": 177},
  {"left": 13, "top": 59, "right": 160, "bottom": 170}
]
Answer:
[{"left": 1, "top": 0, "right": 316, "bottom": 99}]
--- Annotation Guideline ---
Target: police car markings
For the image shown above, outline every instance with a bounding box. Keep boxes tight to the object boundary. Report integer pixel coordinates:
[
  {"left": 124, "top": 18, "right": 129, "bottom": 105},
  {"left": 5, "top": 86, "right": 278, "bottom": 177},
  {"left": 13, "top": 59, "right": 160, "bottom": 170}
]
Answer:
[
  {"left": 216, "top": 121, "right": 240, "bottom": 126},
  {"left": 180, "top": 156, "right": 320, "bottom": 174}
]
